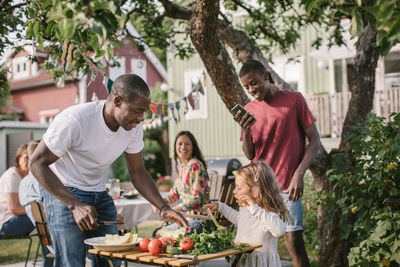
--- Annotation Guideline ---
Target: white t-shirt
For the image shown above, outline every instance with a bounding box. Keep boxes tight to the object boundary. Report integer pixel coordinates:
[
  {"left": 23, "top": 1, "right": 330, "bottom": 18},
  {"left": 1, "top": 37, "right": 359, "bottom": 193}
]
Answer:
[
  {"left": 0, "top": 167, "right": 22, "bottom": 229},
  {"left": 43, "top": 100, "right": 144, "bottom": 192}
]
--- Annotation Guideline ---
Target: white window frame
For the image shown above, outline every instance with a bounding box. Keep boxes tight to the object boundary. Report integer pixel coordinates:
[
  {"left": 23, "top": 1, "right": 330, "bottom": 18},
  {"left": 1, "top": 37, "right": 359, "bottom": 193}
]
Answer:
[
  {"left": 271, "top": 56, "right": 305, "bottom": 94},
  {"left": 108, "top": 57, "right": 126, "bottom": 80},
  {"left": 131, "top": 58, "right": 147, "bottom": 83},
  {"left": 39, "top": 109, "right": 60, "bottom": 124},
  {"left": 12, "top": 57, "right": 30, "bottom": 80},
  {"left": 184, "top": 69, "right": 207, "bottom": 120}
]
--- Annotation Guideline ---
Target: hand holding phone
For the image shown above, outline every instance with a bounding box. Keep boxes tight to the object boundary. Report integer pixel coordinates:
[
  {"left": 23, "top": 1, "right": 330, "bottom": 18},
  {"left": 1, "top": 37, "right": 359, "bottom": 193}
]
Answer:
[{"left": 231, "top": 104, "right": 256, "bottom": 124}]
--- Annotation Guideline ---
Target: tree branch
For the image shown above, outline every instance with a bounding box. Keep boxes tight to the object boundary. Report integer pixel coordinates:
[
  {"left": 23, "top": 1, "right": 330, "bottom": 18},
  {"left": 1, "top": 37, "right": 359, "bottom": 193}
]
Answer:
[{"left": 159, "top": 0, "right": 192, "bottom": 20}]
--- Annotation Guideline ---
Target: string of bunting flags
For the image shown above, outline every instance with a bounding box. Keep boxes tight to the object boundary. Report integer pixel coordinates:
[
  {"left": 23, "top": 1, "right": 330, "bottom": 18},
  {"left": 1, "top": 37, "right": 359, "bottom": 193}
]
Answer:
[{"left": 61, "top": 40, "right": 206, "bottom": 128}]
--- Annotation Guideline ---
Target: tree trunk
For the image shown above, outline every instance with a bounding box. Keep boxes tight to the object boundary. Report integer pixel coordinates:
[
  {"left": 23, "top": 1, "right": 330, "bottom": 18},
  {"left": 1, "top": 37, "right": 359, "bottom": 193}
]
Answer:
[
  {"left": 340, "top": 24, "right": 380, "bottom": 149},
  {"left": 189, "top": 0, "right": 249, "bottom": 110},
  {"left": 316, "top": 24, "right": 380, "bottom": 267}
]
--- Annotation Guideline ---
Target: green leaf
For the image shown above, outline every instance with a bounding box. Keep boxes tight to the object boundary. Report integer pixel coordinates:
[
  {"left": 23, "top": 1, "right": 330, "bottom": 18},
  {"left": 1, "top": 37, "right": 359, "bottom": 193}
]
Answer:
[
  {"left": 27, "top": 7, "right": 35, "bottom": 18},
  {"left": 305, "top": 0, "right": 319, "bottom": 13},
  {"left": 33, "top": 21, "right": 40, "bottom": 37},
  {"left": 38, "top": 35, "right": 44, "bottom": 50},
  {"left": 63, "top": 19, "right": 76, "bottom": 39},
  {"left": 387, "top": 17, "right": 400, "bottom": 41},
  {"left": 377, "top": 39, "right": 393, "bottom": 56},
  {"left": 349, "top": 9, "right": 363, "bottom": 38}
]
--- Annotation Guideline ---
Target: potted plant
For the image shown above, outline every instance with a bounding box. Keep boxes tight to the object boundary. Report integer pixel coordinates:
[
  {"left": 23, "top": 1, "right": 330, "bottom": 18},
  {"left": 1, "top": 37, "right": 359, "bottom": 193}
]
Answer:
[{"left": 157, "top": 175, "right": 173, "bottom": 192}]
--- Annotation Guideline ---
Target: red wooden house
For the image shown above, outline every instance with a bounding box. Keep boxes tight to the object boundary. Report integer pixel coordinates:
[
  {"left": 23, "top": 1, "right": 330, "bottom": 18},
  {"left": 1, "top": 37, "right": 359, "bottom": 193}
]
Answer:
[{"left": 1, "top": 24, "right": 167, "bottom": 123}]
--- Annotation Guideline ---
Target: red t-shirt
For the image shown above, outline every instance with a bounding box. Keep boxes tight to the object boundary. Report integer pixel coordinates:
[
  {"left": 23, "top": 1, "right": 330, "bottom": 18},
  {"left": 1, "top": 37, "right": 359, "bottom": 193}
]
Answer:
[{"left": 242, "top": 91, "right": 316, "bottom": 191}]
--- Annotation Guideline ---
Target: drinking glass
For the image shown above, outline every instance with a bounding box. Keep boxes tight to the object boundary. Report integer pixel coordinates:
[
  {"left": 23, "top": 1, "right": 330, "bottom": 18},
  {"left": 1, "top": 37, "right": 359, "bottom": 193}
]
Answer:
[{"left": 109, "top": 178, "right": 120, "bottom": 200}]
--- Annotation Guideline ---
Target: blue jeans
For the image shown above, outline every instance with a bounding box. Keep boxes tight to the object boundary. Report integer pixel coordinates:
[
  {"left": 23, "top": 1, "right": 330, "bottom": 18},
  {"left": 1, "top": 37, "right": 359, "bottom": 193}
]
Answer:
[
  {"left": 41, "top": 245, "right": 54, "bottom": 267},
  {"left": 0, "top": 215, "right": 35, "bottom": 236},
  {"left": 281, "top": 193, "right": 303, "bottom": 232},
  {"left": 41, "top": 187, "right": 120, "bottom": 267}
]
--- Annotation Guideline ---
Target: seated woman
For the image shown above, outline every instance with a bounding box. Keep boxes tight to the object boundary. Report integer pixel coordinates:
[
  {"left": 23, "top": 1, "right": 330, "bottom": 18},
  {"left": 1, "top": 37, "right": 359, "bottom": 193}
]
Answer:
[
  {"left": 0, "top": 143, "right": 35, "bottom": 236},
  {"left": 155, "top": 131, "right": 210, "bottom": 235}
]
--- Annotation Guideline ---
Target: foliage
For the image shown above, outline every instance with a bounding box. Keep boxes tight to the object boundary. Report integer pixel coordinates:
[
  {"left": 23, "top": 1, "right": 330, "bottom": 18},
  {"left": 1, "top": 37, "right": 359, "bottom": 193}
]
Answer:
[
  {"left": 0, "top": 69, "right": 10, "bottom": 108},
  {"left": 326, "top": 112, "right": 400, "bottom": 266},
  {"left": 302, "top": 0, "right": 400, "bottom": 55},
  {"left": 302, "top": 173, "right": 319, "bottom": 261},
  {"left": 110, "top": 154, "right": 129, "bottom": 182},
  {"left": 1, "top": 0, "right": 327, "bottom": 89}
]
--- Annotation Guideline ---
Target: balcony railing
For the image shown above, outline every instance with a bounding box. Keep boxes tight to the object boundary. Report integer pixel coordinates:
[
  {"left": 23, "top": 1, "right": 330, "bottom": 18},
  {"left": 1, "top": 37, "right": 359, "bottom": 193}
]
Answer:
[{"left": 305, "top": 87, "right": 400, "bottom": 137}]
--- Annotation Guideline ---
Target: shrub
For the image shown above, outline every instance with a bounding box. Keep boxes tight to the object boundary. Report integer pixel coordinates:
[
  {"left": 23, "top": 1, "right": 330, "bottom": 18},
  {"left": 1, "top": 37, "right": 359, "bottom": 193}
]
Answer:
[{"left": 327, "top": 113, "right": 400, "bottom": 266}]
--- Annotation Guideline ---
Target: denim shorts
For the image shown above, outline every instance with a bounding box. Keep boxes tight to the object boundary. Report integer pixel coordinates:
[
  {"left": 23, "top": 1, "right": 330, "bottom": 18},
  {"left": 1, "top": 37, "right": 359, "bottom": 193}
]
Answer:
[{"left": 281, "top": 193, "right": 303, "bottom": 232}]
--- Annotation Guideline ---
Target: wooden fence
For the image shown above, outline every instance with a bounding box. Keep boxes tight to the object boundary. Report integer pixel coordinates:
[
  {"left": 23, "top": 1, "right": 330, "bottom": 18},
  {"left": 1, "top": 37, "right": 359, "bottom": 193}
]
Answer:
[{"left": 305, "top": 87, "right": 400, "bottom": 137}]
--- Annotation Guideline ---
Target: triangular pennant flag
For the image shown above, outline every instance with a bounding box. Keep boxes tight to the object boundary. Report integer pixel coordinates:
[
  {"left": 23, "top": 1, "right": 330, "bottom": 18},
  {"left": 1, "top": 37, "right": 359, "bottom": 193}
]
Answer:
[
  {"left": 202, "top": 71, "right": 207, "bottom": 87},
  {"left": 161, "top": 104, "right": 165, "bottom": 116},
  {"left": 158, "top": 104, "right": 163, "bottom": 124},
  {"left": 168, "top": 103, "right": 178, "bottom": 124},
  {"left": 103, "top": 75, "right": 113, "bottom": 94},
  {"left": 187, "top": 92, "right": 195, "bottom": 109},
  {"left": 87, "top": 60, "right": 98, "bottom": 87},
  {"left": 183, "top": 96, "right": 189, "bottom": 115},
  {"left": 193, "top": 79, "right": 204, "bottom": 95},
  {"left": 175, "top": 101, "right": 180, "bottom": 122},
  {"left": 149, "top": 102, "right": 158, "bottom": 124}
]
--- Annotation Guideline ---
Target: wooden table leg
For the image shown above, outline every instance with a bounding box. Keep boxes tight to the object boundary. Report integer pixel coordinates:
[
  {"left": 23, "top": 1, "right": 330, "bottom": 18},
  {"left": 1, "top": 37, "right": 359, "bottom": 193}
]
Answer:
[{"left": 231, "top": 253, "right": 243, "bottom": 267}]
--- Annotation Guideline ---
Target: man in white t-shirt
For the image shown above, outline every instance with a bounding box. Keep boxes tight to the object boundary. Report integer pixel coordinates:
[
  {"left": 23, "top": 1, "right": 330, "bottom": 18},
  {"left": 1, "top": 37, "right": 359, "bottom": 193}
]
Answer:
[{"left": 30, "top": 74, "right": 188, "bottom": 267}]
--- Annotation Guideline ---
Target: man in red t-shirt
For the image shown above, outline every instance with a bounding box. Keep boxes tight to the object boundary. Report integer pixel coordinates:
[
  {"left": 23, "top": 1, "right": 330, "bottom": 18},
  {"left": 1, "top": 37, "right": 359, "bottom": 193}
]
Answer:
[{"left": 235, "top": 60, "right": 320, "bottom": 267}]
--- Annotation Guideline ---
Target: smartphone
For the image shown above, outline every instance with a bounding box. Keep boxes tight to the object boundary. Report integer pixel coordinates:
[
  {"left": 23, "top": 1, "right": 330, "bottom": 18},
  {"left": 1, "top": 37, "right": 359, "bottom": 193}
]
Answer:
[{"left": 231, "top": 104, "right": 256, "bottom": 122}]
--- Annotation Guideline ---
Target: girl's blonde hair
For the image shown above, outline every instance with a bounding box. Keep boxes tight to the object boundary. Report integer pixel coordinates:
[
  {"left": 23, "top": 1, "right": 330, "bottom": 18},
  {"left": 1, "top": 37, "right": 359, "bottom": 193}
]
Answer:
[{"left": 237, "top": 161, "right": 291, "bottom": 222}]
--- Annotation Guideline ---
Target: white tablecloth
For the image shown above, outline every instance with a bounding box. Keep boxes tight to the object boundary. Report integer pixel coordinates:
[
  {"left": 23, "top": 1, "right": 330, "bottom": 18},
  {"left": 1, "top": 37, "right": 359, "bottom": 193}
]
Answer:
[{"left": 114, "top": 192, "right": 168, "bottom": 230}]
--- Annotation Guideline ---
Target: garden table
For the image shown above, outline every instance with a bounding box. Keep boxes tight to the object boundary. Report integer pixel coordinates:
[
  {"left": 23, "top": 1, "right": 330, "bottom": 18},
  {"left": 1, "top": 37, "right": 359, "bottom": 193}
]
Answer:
[{"left": 88, "top": 244, "right": 262, "bottom": 266}]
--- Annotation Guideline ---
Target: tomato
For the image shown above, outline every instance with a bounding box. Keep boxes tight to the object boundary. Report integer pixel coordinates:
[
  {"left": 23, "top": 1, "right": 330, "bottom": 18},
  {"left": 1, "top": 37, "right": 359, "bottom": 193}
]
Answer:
[
  {"left": 138, "top": 238, "right": 151, "bottom": 252},
  {"left": 179, "top": 238, "right": 194, "bottom": 252},
  {"left": 148, "top": 239, "right": 163, "bottom": 256},
  {"left": 160, "top": 237, "right": 175, "bottom": 247}
]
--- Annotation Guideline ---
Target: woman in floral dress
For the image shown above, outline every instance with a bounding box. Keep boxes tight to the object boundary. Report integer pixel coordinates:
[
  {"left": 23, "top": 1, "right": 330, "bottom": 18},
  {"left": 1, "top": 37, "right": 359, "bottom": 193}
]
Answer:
[
  {"left": 155, "top": 131, "right": 210, "bottom": 235},
  {"left": 166, "top": 131, "right": 210, "bottom": 214}
]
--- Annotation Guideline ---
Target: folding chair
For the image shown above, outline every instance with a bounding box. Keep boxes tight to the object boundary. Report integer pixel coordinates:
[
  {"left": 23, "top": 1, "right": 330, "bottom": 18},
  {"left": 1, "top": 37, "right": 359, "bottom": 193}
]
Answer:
[
  {"left": 30, "top": 201, "right": 54, "bottom": 266},
  {"left": 0, "top": 233, "right": 34, "bottom": 267}
]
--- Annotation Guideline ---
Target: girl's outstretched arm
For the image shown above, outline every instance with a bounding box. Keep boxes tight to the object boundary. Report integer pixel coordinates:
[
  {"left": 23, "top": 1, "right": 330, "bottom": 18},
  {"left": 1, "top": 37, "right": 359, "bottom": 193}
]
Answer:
[{"left": 218, "top": 202, "right": 239, "bottom": 225}]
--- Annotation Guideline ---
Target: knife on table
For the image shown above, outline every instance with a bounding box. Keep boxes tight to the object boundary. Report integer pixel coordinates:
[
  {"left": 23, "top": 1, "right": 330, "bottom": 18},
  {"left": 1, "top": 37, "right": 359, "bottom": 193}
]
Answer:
[
  {"left": 172, "top": 254, "right": 198, "bottom": 261},
  {"left": 97, "top": 221, "right": 124, "bottom": 225}
]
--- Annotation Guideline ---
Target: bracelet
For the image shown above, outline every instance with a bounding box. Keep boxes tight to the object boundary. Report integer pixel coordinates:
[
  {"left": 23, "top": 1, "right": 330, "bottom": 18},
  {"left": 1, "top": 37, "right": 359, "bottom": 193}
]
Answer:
[{"left": 159, "top": 203, "right": 170, "bottom": 215}]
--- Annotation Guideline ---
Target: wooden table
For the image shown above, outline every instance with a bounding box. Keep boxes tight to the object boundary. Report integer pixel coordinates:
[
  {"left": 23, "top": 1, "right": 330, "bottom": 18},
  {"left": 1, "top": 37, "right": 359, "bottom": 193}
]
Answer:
[{"left": 89, "top": 244, "right": 262, "bottom": 266}]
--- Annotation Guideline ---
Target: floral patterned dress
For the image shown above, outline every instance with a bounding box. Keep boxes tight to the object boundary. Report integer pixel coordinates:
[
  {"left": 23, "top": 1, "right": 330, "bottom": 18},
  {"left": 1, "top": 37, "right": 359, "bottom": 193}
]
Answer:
[{"left": 165, "top": 157, "right": 210, "bottom": 214}]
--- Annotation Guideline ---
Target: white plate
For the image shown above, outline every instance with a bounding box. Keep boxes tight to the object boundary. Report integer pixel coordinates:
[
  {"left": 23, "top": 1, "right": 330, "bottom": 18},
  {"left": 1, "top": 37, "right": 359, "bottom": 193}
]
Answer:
[{"left": 84, "top": 236, "right": 142, "bottom": 252}]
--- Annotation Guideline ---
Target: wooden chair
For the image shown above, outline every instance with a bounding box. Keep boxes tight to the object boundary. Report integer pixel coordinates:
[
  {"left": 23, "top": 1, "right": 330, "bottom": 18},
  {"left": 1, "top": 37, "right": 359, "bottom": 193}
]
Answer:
[
  {"left": 31, "top": 201, "right": 54, "bottom": 266},
  {"left": 208, "top": 172, "right": 238, "bottom": 230},
  {"left": 0, "top": 233, "right": 34, "bottom": 267}
]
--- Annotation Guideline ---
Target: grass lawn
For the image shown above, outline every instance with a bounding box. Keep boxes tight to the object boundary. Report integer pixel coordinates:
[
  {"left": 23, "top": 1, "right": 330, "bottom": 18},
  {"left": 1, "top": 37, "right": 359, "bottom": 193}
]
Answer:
[{"left": 0, "top": 236, "right": 41, "bottom": 265}]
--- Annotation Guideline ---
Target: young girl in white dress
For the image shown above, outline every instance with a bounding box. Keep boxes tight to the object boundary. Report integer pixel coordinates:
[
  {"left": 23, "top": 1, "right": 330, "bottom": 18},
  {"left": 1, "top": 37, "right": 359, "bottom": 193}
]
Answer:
[{"left": 204, "top": 161, "right": 291, "bottom": 267}]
